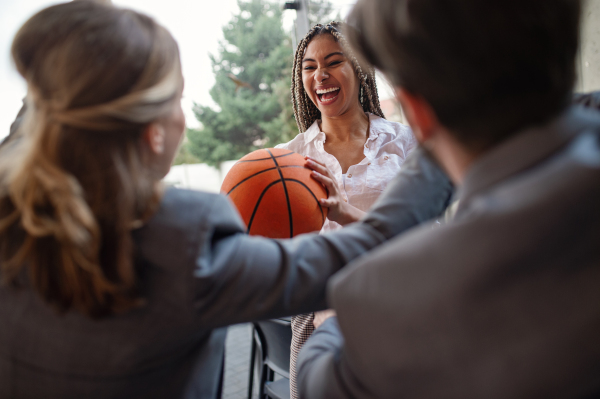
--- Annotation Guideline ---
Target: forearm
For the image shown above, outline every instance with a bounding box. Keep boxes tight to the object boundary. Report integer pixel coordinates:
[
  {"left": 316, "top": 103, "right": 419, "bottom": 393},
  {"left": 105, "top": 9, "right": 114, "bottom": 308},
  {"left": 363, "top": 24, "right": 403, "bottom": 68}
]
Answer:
[
  {"left": 336, "top": 202, "right": 366, "bottom": 226},
  {"left": 192, "top": 215, "right": 388, "bottom": 328}
]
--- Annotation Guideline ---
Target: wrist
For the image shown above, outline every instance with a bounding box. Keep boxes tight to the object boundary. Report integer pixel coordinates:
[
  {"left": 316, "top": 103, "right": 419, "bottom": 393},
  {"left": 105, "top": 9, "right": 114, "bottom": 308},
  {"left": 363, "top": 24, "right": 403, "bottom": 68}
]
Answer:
[{"left": 337, "top": 201, "right": 363, "bottom": 226}]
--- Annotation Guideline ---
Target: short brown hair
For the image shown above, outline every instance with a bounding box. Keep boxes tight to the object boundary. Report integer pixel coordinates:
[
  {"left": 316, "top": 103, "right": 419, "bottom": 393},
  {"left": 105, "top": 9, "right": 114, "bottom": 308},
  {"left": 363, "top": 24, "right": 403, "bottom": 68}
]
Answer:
[{"left": 347, "top": 0, "right": 581, "bottom": 151}]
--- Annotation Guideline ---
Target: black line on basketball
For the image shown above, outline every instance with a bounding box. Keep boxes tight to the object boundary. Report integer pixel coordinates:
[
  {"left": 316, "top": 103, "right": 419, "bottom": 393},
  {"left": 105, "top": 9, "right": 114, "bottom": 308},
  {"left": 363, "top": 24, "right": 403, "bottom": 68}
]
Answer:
[
  {"left": 283, "top": 178, "right": 325, "bottom": 224},
  {"left": 226, "top": 167, "right": 276, "bottom": 195},
  {"left": 237, "top": 151, "right": 294, "bottom": 163},
  {"left": 246, "top": 180, "right": 282, "bottom": 234},
  {"left": 226, "top": 166, "right": 305, "bottom": 196},
  {"left": 267, "top": 148, "right": 294, "bottom": 238}
]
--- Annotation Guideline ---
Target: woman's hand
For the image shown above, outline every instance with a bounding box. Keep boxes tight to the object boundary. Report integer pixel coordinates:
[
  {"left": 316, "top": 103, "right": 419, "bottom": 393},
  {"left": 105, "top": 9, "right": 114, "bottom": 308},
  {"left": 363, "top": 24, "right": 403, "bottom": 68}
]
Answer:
[
  {"left": 305, "top": 157, "right": 366, "bottom": 225},
  {"left": 313, "top": 309, "right": 337, "bottom": 329}
]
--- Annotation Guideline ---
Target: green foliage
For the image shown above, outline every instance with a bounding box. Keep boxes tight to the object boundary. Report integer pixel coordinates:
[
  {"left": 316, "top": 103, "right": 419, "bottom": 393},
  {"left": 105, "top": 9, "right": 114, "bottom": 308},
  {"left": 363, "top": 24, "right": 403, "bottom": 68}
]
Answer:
[
  {"left": 173, "top": 134, "right": 201, "bottom": 165},
  {"left": 186, "top": 0, "right": 298, "bottom": 167},
  {"left": 309, "top": 0, "right": 335, "bottom": 25}
]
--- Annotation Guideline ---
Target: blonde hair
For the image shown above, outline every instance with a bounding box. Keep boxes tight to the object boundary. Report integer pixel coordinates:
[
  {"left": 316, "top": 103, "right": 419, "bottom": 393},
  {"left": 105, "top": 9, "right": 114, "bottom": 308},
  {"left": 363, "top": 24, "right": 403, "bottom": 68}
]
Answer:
[
  {"left": 291, "top": 22, "right": 384, "bottom": 132},
  {"left": 0, "top": 1, "right": 182, "bottom": 317}
]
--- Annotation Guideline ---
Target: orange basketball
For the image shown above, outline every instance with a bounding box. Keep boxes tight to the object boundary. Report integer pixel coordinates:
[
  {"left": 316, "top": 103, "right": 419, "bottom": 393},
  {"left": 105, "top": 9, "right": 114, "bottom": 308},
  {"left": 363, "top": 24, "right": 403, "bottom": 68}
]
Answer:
[{"left": 221, "top": 148, "right": 328, "bottom": 238}]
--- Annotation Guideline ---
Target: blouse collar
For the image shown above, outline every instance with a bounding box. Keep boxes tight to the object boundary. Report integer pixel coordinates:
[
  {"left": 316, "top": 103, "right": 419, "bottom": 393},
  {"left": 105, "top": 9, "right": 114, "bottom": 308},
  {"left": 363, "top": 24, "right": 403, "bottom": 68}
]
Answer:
[{"left": 303, "top": 112, "right": 397, "bottom": 145}]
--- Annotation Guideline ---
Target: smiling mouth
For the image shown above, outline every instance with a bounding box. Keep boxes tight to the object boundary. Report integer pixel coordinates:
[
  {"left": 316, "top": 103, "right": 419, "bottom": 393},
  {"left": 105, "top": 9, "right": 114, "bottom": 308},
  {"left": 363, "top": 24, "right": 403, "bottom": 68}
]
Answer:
[{"left": 316, "top": 87, "right": 340, "bottom": 103}]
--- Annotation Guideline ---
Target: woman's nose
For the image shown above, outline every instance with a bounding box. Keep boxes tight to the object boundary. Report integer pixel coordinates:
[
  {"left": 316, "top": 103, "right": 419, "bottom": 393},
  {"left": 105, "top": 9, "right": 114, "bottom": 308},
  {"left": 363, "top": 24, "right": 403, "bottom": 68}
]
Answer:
[{"left": 315, "top": 68, "right": 329, "bottom": 82}]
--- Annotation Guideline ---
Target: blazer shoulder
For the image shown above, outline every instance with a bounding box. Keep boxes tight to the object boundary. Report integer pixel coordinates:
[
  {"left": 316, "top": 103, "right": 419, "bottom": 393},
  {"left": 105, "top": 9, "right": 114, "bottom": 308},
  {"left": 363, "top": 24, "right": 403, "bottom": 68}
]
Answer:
[{"left": 134, "top": 188, "right": 246, "bottom": 266}]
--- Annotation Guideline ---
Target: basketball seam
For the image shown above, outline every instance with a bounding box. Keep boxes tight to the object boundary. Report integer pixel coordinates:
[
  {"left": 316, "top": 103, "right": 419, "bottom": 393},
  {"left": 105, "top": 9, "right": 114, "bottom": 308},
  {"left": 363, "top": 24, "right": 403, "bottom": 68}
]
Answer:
[
  {"left": 284, "top": 178, "right": 325, "bottom": 224},
  {"left": 226, "top": 166, "right": 305, "bottom": 196},
  {"left": 266, "top": 148, "right": 294, "bottom": 238},
  {"left": 236, "top": 151, "right": 294, "bottom": 163},
  {"left": 246, "top": 180, "right": 282, "bottom": 234}
]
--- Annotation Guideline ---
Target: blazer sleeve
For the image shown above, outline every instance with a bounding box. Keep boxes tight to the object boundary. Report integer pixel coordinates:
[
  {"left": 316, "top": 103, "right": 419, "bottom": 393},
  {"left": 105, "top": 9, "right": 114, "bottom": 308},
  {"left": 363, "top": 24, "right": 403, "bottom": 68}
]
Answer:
[
  {"left": 190, "top": 196, "right": 388, "bottom": 327},
  {"left": 190, "top": 147, "right": 453, "bottom": 328},
  {"left": 296, "top": 317, "right": 352, "bottom": 399},
  {"left": 360, "top": 146, "right": 454, "bottom": 239}
]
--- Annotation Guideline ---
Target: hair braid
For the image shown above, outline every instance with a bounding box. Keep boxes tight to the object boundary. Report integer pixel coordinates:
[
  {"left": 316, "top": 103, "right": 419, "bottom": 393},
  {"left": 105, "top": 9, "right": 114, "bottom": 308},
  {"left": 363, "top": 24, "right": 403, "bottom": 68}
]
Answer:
[
  {"left": 291, "top": 24, "right": 323, "bottom": 132},
  {"left": 290, "top": 21, "right": 384, "bottom": 133}
]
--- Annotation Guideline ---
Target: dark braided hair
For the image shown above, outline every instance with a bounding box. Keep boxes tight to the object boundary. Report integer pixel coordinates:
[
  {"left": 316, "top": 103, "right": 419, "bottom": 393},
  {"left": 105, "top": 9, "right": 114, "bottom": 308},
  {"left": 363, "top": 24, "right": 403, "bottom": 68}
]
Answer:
[{"left": 291, "top": 21, "right": 384, "bottom": 132}]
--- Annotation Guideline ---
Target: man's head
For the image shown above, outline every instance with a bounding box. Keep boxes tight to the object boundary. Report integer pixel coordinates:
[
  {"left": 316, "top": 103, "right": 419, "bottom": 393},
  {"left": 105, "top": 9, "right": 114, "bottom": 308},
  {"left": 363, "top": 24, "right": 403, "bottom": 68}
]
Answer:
[{"left": 347, "top": 0, "right": 581, "bottom": 153}]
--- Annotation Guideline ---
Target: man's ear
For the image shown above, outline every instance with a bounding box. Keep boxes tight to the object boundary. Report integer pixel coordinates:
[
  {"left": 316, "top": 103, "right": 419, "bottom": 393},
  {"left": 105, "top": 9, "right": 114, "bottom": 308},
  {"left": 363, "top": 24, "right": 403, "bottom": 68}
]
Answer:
[
  {"left": 142, "top": 123, "right": 166, "bottom": 155},
  {"left": 395, "top": 87, "right": 439, "bottom": 143}
]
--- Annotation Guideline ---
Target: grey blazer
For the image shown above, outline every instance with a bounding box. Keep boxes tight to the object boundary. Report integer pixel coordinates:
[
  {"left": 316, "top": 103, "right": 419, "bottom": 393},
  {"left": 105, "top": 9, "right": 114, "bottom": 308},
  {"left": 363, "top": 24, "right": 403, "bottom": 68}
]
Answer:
[
  {"left": 297, "top": 106, "right": 600, "bottom": 399},
  {"left": 0, "top": 149, "right": 452, "bottom": 398}
]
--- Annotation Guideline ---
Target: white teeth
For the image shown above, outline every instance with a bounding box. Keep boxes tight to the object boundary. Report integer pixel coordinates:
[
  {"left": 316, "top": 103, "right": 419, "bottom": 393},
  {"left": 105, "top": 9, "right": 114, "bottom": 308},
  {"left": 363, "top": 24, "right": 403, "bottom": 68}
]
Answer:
[
  {"left": 320, "top": 93, "right": 339, "bottom": 102},
  {"left": 316, "top": 87, "right": 340, "bottom": 94}
]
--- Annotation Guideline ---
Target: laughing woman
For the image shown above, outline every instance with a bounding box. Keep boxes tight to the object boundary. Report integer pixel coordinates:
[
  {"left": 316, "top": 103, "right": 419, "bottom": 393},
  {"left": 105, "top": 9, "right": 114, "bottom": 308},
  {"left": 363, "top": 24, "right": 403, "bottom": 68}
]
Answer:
[{"left": 275, "top": 22, "right": 417, "bottom": 399}]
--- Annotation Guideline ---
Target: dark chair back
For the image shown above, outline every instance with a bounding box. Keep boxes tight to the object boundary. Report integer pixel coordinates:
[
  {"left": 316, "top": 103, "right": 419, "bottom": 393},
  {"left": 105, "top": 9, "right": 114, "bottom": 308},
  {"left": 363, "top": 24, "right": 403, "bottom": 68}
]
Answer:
[
  {"left": 255, "top": 319, "right": 291, "bottom": 378},
  {"left": 247, "top": 318, "right": 292, "bottom": 399}
]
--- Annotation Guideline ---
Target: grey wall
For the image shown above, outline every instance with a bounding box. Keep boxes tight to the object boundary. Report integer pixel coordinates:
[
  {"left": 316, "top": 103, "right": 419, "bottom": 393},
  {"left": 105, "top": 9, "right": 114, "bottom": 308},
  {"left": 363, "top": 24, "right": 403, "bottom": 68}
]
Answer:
[{"left": 577, "top": 0, "right": 600, "bottom": 92}]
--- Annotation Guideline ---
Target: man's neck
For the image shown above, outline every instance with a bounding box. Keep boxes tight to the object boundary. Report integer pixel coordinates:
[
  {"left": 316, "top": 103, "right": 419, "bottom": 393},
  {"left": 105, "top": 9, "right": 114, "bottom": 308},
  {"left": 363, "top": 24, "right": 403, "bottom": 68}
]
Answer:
[{"left": 430, "top": 129, "right": 480, "bottom": 185}]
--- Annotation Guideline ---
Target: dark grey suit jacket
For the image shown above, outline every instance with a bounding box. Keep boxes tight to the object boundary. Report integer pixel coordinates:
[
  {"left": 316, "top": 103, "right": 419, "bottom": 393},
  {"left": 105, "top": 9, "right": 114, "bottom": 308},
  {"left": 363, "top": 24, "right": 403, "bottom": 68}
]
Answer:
[
  {"left": 0, "top": 149, "right": 452, "bottom": 398},
  {"left": 298, "top": 106, "right": 600, "bottom": 399}
]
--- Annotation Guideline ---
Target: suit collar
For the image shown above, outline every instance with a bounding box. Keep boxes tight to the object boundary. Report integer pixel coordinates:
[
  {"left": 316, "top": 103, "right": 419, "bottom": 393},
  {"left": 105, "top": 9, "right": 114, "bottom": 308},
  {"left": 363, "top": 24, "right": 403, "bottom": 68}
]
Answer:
[{"left": 457, "top": 106, "right": 600, "bottom": 207}]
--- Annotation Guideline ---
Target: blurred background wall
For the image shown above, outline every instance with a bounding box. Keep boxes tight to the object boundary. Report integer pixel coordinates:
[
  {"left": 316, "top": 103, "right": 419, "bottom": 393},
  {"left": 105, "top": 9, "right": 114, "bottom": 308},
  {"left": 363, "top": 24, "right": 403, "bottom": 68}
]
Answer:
[{"left": 577, "top": 0, "right": 600, "bottom": 92}]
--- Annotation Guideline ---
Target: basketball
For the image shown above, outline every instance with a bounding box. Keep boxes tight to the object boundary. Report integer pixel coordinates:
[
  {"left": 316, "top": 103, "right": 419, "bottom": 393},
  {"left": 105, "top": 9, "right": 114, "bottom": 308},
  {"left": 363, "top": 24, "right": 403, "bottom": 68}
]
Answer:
[{"left": 221, "top": 148, "right": 328, "bottom": 238}]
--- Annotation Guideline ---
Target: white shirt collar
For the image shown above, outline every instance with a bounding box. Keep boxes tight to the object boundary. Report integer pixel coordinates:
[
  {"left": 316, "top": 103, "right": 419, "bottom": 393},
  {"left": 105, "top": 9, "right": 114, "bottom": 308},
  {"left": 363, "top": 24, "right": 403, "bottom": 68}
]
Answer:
[{"left": 303, "top": 112, "right": 397, "bottom": 145}]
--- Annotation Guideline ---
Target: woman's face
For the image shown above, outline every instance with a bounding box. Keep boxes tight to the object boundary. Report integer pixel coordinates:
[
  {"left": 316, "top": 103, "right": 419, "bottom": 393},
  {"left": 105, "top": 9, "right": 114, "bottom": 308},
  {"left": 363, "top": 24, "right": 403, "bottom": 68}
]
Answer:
[{"left": 301, "top": 34, "right": 362, "bottom": 119}]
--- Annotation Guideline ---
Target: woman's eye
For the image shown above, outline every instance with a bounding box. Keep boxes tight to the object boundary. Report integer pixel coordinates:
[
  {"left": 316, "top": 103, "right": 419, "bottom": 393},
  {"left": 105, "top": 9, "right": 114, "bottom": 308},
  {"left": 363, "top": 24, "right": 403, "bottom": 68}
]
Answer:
[
  {"left": 303, "top": 66, "right": 315, "bottom": 70},
  {"left": 329, "top": 61, "right": 341, "bottom": 66}
]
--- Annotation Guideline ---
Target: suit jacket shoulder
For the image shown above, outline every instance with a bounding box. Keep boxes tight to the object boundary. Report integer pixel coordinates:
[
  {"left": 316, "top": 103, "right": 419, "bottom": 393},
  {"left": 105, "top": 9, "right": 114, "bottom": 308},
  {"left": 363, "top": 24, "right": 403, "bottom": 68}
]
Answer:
[{"left": 328, "top": 111, "right": 600, "bottom": 398}]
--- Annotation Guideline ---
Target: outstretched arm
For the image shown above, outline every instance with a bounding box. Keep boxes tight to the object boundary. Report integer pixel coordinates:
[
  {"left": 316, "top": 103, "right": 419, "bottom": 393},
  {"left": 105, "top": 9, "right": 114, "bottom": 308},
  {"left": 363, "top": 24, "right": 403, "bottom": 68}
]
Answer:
[{"left": 192, "top": 147, "right": 453, "bottom": 328}]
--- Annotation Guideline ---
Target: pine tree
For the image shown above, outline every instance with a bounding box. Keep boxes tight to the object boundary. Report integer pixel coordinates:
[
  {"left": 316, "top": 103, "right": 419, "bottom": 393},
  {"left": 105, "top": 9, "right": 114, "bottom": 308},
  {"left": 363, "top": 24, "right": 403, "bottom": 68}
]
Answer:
[{"left": 185, "top": 0, "right": 297, "bottom": 167}]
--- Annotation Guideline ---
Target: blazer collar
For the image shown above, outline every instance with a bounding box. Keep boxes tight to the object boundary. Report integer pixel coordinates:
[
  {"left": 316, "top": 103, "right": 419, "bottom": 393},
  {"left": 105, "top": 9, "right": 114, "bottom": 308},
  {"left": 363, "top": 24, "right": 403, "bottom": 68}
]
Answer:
[{"left": 458, "top": 106, "right": 600, "bottom": 207}]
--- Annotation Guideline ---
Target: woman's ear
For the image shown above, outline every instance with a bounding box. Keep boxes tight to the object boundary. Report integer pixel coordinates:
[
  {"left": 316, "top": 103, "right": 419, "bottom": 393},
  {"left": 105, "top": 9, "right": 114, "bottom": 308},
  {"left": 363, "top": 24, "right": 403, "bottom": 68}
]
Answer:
[
  {"left": 395, "top": 87, "right": 439, "bottom": 144},
  {"left": 142, "top": 123, "right": 166, "bottom": 154}
]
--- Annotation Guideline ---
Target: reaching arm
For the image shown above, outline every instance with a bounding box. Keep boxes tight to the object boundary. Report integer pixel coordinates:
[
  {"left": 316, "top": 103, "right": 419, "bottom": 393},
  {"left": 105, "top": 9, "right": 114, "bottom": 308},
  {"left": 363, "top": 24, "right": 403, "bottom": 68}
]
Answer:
[{"left": 191, "top": 147, "right": 453, "bottom": 328}]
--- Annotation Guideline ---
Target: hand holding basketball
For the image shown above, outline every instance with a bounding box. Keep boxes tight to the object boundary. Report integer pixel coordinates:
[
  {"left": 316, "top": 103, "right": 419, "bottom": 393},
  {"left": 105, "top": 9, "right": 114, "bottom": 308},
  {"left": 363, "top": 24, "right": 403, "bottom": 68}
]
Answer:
[{"left": 305, "top": 157, "right": 366, "bottom": 226}]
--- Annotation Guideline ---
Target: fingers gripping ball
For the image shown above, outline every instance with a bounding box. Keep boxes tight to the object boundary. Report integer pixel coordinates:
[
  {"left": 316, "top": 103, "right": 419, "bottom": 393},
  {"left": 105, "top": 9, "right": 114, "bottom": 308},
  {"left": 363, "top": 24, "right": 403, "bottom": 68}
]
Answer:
[{"left": 221, "top": 148, "right": 328, "bottom": 238}]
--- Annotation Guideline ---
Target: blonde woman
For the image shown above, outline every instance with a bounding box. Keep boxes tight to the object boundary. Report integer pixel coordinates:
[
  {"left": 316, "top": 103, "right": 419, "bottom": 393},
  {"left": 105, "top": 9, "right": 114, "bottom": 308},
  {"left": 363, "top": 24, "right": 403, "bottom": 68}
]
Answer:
[
  {"left": 0, "top": 3, "right": 457, "bottom": 397},
  {"left": 276, "top": 22, "right": 418, "bottom": 399}
]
